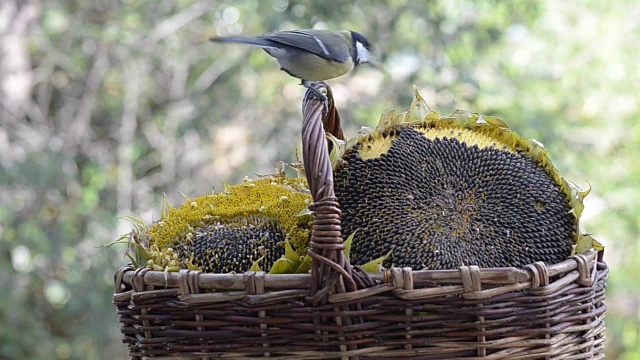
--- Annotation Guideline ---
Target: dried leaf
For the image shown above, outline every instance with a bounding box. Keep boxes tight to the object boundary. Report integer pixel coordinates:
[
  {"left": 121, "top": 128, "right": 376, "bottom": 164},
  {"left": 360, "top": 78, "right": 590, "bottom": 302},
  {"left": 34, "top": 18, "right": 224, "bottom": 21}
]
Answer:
[
  {"left": 451, "top": 109, "right": 476, "bottom": 126},
  {"left": 378, "top": 109, "right": 398, "bottom": 128},
  {"left": 574, "top": 234, "right": 604, "bottom": 255},
  {"left": 407, "top": 85, "right": 431, "bottom": 122},
  {"left": 478, "top": 115, "right": 510, "bottom": 129}
]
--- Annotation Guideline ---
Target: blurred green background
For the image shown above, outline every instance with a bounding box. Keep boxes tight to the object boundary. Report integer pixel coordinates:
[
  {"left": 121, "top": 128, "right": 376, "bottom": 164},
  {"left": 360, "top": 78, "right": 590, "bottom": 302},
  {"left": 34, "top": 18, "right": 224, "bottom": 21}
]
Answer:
[{"left": 0, "top": 0, "right": 637, "bottom": 359}]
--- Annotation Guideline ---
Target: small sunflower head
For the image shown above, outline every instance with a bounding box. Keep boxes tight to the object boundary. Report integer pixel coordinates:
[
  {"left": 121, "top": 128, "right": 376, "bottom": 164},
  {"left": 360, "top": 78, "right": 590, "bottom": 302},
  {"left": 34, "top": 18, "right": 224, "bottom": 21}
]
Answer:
[{"left": 120, "top": 176, "right": 313, "bottom": 273}]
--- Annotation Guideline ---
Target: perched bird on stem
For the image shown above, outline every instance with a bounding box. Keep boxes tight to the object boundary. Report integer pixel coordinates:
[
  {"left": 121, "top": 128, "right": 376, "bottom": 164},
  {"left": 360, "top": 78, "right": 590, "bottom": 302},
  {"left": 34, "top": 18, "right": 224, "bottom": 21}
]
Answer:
[{"left": 211, "top": 29, "right": 371, "bottom": 109}]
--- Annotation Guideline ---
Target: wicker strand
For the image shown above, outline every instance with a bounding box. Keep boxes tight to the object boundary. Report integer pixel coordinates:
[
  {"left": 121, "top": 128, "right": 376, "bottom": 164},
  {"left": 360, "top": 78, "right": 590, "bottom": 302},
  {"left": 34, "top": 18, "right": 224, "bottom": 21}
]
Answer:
[
  {"left": 352, "top": 265, "right": 377, "bottom": 288},
  {"left": 130, "top": 268, "right": 153, "bottom": 342},
  {"left": 178, "top": 269, "right": 201, "bottom": 295},
  {"left": 245, "top": 272, "right": 270, "bottom": 357},
  {"left": 571, "top": 253, "right": 598, "bottom": 286},
  {"left": 131, "top": 267, "right": 150, "bottom": 292},
  {"left": 114, "top": 264, "right": 134, "bottom": 293},
  {"left": 401, "top": 268, "right": 414, "bottom": 351}
]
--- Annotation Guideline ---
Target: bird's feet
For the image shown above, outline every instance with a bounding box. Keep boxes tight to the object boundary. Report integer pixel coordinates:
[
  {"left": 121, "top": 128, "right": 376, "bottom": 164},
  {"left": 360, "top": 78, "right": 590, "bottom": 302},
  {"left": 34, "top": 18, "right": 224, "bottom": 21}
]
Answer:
[{"left": 301, "top": 80, "right": 329, "bottom": 117}]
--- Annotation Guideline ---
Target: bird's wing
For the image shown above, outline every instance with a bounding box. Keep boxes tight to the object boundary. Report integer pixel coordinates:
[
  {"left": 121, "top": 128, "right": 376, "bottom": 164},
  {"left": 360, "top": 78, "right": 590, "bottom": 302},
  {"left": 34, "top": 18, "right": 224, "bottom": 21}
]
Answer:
[{"left": 261, "top": 30, "right": 350, "bottom": 63}]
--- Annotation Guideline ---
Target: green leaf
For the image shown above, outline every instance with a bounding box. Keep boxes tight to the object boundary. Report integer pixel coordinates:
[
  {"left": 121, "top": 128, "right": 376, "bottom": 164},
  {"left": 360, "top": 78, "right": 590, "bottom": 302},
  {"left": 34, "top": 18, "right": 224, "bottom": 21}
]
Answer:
[
  {"left": 294, "top": 207, "right": 312, "bottom": 217},
  {"left": 268, "top": 240, "right": 308, "bottom": 274},
  {"left": 294, "top": 255, "right": 312, "bottom": 273},
  {"left": 223, "top": 180, "right": 232, "bottom": 193},
  {"left": 162, "top": 193, "right": 173, "bottom": 219},
  {"left": 249, "top": 255, "right": 265, "bottom": 272},
  {"left": 179, "top": 192, "right": 192, "bottom": 203},
  {"left": 283, "top": 239, "right": 300, "bottom": 263},
  {"left": 102, "top": 230, "right": 151, "bottom": 269},
  {"left": 361, "top": 250, "right": 392, "bottom": 272},
  {"left": 101, "top": 235, "right": 130, "bottom": 250},
  {"left": 592, "top": 238, "right": 604, "bottom": 252},
  {"left": 342, "top": 230, "right": 358, "bottom": 263},
  {"left": 117, "top": 215, "right": 147, "bottom": 234},
  {"left": 269, "top": 258, "right": 297, "bottom": 274}
]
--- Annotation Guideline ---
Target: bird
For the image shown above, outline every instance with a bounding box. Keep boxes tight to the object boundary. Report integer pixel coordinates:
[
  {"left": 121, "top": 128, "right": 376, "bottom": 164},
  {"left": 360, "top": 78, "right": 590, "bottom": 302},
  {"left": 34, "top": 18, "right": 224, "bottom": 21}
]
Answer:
[{"left": 210, "top": 29, "right": 371, "bottom": 104}]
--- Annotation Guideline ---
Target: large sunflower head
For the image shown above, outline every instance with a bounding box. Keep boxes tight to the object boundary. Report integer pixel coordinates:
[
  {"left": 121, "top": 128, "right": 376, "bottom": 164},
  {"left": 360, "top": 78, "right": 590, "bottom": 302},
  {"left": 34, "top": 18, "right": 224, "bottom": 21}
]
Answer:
[{"left": 331, "top": 87, "right": 599, "bottom": 270}]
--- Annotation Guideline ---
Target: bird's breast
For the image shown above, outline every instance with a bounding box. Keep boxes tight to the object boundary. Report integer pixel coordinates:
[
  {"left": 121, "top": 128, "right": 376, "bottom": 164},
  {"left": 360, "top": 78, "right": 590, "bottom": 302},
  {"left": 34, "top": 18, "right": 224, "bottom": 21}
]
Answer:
[{"left": 276, "top": 51, "right": 354, "bottom": 81}]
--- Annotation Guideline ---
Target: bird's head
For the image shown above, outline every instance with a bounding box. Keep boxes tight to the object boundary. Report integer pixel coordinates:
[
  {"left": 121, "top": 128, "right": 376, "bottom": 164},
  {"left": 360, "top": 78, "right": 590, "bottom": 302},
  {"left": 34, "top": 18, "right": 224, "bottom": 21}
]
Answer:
[{"left": 348, "top": 31, "right": 371, "bottom": 65}]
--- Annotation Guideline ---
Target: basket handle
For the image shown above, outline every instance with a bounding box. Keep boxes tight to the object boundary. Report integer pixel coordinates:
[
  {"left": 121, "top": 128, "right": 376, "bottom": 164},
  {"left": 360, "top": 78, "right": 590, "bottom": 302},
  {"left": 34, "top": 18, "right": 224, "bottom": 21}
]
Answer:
[{"left": 301, "top": 82, "right": 366, "bottom": 304}]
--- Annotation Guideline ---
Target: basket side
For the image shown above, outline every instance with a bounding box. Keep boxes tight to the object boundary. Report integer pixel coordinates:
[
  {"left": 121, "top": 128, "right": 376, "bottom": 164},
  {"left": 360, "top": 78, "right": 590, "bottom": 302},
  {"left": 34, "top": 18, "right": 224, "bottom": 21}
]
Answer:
[{"left": 112, "top": 253, "right": 607, "bottom": 359}]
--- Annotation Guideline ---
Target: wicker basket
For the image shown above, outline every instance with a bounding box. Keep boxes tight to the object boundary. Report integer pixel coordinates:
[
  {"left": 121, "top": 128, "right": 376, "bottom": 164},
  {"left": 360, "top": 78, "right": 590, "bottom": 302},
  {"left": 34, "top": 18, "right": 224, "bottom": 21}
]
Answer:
[{"left": 113, "top": 83, "right": 607, "bottom": 359}]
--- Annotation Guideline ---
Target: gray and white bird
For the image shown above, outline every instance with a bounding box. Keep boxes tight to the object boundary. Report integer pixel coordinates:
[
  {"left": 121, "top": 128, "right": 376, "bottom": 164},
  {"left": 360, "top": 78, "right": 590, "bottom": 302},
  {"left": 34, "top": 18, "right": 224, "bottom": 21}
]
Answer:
[{"left": 210, "top": 29, "right": 371, "bottom": 97}]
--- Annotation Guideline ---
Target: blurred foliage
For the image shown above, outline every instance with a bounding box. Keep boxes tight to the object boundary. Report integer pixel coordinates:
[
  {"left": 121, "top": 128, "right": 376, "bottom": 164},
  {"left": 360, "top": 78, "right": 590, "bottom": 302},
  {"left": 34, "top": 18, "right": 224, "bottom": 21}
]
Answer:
[{"left": 0, "top": 0, "right": 638, "bottom": 359}]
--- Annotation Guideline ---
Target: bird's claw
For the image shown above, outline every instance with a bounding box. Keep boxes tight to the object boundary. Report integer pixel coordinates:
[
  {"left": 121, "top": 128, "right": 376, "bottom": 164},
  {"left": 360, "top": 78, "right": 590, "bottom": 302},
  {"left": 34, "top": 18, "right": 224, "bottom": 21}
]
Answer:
[
  {"left": 302, "top": 81, "right": 329, "bottom": 118},
  {"left": 308, "top": 89, "right": 329, "bottom": 117}
]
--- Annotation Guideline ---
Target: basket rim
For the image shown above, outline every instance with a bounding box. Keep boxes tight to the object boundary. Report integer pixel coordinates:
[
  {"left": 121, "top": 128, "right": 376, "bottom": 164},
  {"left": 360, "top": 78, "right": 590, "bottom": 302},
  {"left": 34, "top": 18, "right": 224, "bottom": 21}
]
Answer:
[{"left": 115, "top": 249, "right": 602, "bottom": 300}]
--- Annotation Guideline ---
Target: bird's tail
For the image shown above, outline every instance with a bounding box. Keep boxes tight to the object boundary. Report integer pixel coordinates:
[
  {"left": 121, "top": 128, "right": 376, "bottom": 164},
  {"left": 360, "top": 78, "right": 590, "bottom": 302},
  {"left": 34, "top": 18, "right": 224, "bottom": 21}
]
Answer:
[{"left": 210, "top": 36, "right": 273, "bottom": 48}]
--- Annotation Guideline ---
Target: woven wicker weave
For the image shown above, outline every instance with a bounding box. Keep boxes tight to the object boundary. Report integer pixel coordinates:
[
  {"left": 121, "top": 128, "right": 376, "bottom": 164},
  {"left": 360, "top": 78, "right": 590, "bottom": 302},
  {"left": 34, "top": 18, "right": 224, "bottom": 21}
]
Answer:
[{"left": 113, "top": 83, "right": 607, "bottom": 359}]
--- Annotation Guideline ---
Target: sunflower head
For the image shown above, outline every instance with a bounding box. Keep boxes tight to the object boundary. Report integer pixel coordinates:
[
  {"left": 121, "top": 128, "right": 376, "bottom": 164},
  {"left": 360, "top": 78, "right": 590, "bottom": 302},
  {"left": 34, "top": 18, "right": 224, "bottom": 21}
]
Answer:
[
  {"left": 118, "top": 176, "right": 313, "bottom": 273},
  {"left": 331, "top": 87, "right": 600, "bottom": 270}
]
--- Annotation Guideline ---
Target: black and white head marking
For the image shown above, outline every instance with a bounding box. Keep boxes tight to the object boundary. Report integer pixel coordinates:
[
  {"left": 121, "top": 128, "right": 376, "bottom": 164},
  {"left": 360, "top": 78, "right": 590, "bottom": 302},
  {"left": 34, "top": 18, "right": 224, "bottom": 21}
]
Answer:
[{"left": 350, "top": 31, "right": 371, "bottom": 64}]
